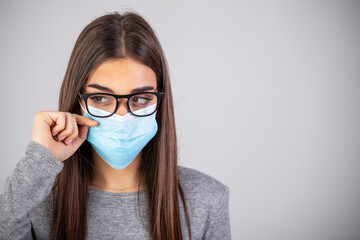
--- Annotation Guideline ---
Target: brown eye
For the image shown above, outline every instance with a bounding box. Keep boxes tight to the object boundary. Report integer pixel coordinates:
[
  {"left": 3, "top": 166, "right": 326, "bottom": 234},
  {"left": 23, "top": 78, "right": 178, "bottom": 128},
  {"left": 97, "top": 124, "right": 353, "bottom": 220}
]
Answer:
[
  {"left": 88, "top": 94, "right": 116, "bottom": 106},
  {"left": 91, "top": 96, "right": 107, "bottom": 103},
  {"left": 131, "top": 96, "right": 151, "bottom": 104}
]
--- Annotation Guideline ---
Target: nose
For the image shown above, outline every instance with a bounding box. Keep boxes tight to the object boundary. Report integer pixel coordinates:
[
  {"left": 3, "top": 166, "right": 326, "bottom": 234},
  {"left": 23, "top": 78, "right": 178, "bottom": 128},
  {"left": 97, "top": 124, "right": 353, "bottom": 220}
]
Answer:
[{"left": 114, "top": 99, "right": 130, "bottom": 116}]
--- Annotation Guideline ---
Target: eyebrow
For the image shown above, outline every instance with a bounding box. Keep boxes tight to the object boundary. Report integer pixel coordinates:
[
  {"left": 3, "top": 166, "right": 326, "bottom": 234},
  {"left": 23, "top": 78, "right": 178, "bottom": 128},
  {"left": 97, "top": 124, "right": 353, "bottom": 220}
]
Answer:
[
  {"left": 86, "top": 84, "right": 155, "bottom": 94},
  {"left": 87, "top": 84, "right": 114, "bottom": 93},
  {"left": 131, "top": 86, "right": 155, "bottom": 93}
]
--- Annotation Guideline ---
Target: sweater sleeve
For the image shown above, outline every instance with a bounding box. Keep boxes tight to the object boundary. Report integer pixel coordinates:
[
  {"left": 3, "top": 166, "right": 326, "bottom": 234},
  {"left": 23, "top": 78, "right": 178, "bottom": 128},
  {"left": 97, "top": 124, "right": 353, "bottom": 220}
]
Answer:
[
  {"left": 0, "top": 141, "right": 64, "bottom": 239},
  {"left": 202, "top": 185, "right": 232, "bottom": 240}
]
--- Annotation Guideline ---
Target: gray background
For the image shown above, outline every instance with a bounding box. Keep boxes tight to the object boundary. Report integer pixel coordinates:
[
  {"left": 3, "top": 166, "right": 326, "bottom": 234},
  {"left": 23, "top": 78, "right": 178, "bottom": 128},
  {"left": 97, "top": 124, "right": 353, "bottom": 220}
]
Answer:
[{"left": 1, "top": 0, "right": 360, "bottom": 239}]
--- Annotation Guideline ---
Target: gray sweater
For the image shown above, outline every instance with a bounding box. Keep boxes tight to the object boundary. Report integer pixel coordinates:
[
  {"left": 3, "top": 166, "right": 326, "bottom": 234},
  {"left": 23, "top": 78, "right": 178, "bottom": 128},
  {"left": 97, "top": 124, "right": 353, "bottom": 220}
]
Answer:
[{"left": 0, "top": 141, "right": 231, "bottom": 239}]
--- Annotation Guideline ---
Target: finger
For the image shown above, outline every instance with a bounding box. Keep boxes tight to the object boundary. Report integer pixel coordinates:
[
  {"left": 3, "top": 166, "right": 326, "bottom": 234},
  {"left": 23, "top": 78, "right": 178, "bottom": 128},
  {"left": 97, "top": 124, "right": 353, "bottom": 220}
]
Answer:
[
  {"left": 72, "top": 114, "right": 98, "bottom": 127},
  {"left": 51, "top": 112, "right": 66, "bottom": 137},
  {"left": 64, "top": 115, "right": 79, "bottom": 145},
  {"left": 56, "top": 113, "right": 74, "bottom": 142},
  {"left": 78, "top": 124, "right": 89, "bottom": 141},
  {"left": 71, "top": 125, "right": 89, "bottom": 149}
]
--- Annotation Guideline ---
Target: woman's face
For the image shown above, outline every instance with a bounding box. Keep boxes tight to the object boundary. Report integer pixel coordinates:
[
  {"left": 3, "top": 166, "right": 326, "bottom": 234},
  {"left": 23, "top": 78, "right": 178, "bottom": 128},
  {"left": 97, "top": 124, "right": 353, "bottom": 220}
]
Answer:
[{"left": 80, "top": 57, "right": 158, "bottom": 116}]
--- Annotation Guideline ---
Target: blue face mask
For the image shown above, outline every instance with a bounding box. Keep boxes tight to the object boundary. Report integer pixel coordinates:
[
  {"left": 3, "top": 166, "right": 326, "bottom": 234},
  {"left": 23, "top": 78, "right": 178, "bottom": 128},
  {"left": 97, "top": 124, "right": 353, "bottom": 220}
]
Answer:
[{"left": 80, "top": 102, "right": 158, "bottom": 169}]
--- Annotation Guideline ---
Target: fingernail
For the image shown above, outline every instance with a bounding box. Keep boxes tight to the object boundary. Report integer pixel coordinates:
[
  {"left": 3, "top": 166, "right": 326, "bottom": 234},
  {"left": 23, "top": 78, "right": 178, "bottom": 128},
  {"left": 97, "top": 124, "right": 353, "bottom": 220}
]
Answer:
[
  {"left": 52, "top": 132, "right": 58, "bottom": 137},
  {"left": 65, "top": 139, "right": 73, "bottom": 145},
  {"left": 58, "top": 136, "right": 65, "bottom": 141}
]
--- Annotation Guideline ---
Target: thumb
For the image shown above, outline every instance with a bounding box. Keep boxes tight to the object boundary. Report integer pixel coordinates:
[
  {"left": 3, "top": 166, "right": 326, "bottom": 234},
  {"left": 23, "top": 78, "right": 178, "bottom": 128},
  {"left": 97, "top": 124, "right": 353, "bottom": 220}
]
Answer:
[{"left": 71, "top": 125, "right": 89, "bottom": 149}]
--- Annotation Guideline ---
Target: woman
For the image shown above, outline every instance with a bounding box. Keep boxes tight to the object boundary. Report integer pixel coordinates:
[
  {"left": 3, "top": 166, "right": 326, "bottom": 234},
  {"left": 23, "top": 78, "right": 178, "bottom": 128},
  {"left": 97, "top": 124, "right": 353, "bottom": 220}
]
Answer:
[{"left": 0, "top": 11, "right": 231, "bottom": 239}]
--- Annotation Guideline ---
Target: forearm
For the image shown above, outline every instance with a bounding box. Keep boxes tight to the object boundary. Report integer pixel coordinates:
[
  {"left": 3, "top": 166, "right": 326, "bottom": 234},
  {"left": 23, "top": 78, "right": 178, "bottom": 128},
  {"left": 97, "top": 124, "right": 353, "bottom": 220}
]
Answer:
[{"left": 0, "top": 141, "right": 64, "bottom": 238}]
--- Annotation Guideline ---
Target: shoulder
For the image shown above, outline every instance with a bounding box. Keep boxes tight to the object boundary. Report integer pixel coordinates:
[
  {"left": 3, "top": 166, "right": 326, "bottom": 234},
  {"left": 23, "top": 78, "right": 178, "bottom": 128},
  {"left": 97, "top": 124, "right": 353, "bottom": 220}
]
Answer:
[{"left": 177, "top": 165, "right": 229, "bottom": 210}]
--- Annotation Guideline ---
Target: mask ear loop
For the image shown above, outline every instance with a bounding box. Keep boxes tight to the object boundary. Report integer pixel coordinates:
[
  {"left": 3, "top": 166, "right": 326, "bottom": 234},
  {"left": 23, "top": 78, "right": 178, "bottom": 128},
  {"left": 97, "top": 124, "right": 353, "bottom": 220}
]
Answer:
[{"left": 78, "top": 93, "right": 86, "bottom": 113}]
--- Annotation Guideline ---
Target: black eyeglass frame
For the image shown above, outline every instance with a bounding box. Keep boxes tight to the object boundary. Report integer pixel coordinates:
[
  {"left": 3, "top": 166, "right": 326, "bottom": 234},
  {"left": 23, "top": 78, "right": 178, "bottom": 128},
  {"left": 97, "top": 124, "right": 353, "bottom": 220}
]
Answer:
[{"left": 79, "top": 91, "right": 164, "bottom": 118}]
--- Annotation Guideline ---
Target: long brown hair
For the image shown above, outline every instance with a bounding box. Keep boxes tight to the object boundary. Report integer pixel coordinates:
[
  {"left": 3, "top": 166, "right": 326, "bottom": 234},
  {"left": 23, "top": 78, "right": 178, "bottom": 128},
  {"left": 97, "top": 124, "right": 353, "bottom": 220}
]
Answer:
[{"left": 51, "top": 11, "right": 192, "bottom": 240}]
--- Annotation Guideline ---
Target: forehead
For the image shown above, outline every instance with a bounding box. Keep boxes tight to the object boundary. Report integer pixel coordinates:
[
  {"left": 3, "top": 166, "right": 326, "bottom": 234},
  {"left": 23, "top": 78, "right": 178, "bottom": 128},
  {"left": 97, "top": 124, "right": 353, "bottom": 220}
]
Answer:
[{"left": 85, "top": 58, "right": 157, "bottom": 94}]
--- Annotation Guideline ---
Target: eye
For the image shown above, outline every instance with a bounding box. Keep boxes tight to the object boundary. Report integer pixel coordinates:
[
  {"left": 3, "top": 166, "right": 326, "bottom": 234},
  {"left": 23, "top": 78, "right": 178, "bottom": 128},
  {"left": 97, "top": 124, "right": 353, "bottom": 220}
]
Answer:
[
  {"left": 88, "top": 94, "right": 115, "bottom": 106},
  {"left": 90, "top": 96, "right": 108, "bottom": 103},
  {"left": 132, "top": 96, "right": 151, "bottom": 104}
]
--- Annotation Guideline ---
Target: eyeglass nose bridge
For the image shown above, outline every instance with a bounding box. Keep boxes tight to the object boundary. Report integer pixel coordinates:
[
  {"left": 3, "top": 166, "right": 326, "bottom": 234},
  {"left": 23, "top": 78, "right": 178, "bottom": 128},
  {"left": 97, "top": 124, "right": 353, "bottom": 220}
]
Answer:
[
  {"left": 116, "top": 96, "right": 130, "bottom": 102},
  {"left": 114, "top": 96, "right": 131, "bottom": 114}
]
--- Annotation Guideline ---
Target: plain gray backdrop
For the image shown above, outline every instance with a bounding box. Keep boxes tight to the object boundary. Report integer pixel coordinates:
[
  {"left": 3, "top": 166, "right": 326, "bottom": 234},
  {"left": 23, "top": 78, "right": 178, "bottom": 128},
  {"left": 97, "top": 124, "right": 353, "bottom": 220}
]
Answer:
[{"left": 1, "top": 0, "right": 360, "bottom": 239}]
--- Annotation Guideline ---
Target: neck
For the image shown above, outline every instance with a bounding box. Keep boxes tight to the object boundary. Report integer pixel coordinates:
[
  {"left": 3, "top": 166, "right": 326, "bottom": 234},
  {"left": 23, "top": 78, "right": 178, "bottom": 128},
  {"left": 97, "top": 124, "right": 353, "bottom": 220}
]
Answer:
[{"left": 90, "top": 147, "right": 146, "bottom": 193}]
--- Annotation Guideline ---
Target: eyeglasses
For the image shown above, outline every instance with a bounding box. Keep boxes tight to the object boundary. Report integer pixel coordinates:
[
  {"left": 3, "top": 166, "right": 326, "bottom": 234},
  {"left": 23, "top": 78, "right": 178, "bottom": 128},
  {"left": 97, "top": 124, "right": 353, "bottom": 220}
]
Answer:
[{"left": 79, "top": 92, "right": 163, "bottom": 118}]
